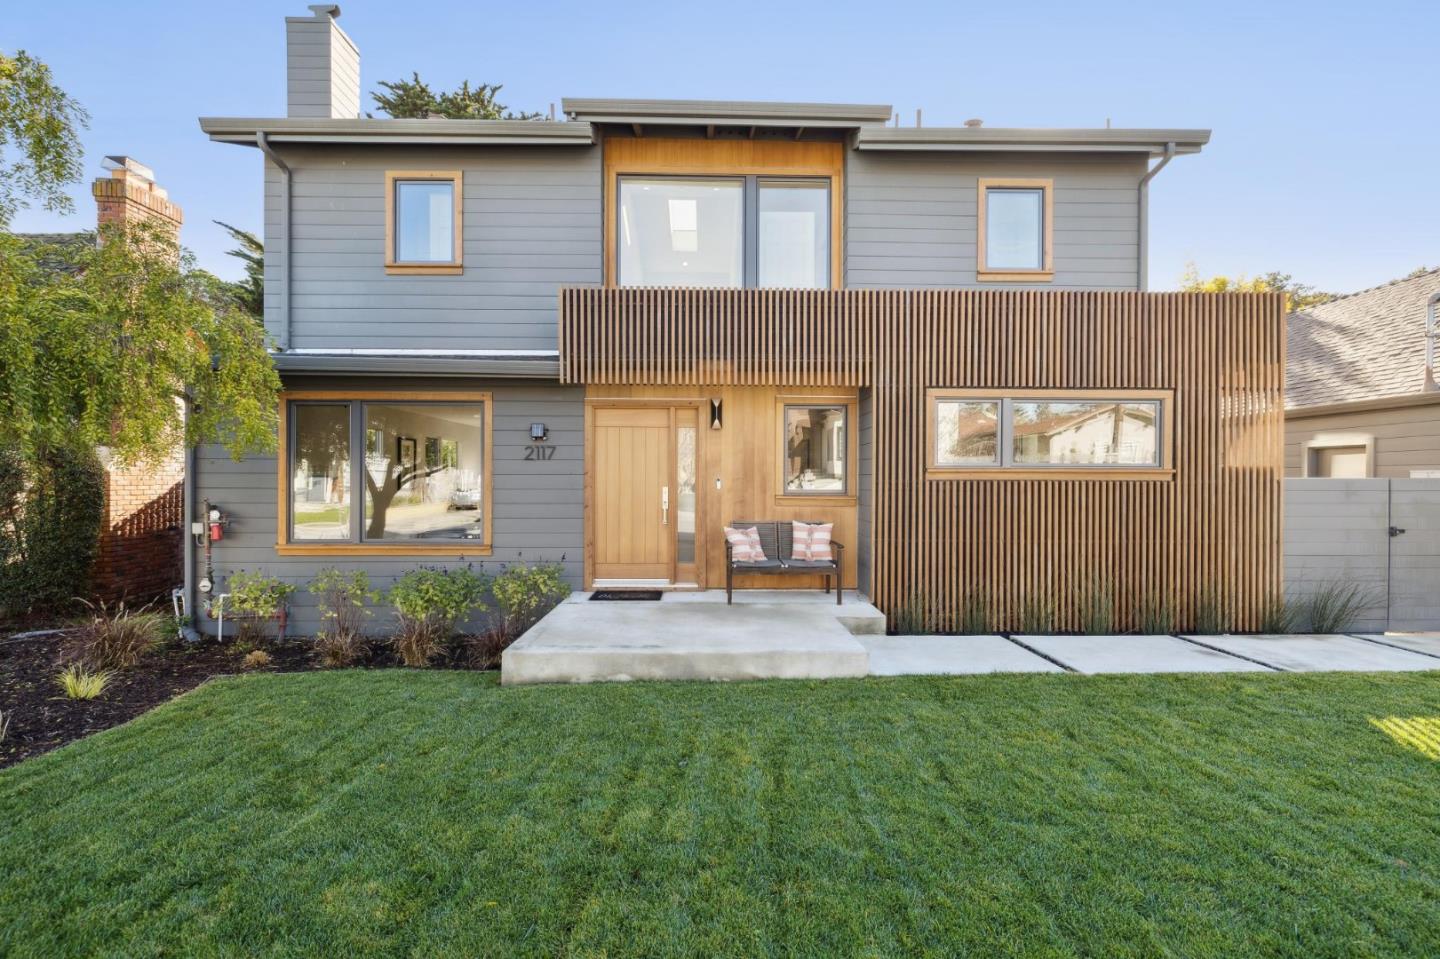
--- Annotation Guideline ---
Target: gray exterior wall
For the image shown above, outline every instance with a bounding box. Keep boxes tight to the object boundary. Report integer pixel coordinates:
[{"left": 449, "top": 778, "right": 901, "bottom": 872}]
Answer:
[
  {"left": 263, "top": 144, "right": 601, "bottom": 351},
  {"left": 285, "top": 15, "right": 360, "bottom": 119},
  {"left": 193, "top": 376, "right": 582, "bottom": 636},
  {"left": 845, "top": 151, "right": 1146, "bottom": 290}
]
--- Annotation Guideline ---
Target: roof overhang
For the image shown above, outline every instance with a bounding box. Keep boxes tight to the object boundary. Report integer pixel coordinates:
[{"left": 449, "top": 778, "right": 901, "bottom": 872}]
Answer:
[
  {"left": 271, "top": 349, "right": 561, "bottom": 378},
  {"left": 199, "top": 117, "right": 595, "bottom": 147},
  {"left": 561, "top": 98, "right": 893, "bottom": 129},
  {"left": 855, "top": 127, "right": 1210, "bottom": 156}
]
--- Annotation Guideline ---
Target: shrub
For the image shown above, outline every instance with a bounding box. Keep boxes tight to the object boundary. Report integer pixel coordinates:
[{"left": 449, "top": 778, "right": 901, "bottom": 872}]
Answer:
[
  {"left": 0, "top": 445, "right": 104, "bottom": 617},
  {"left": 491, "top": 562, "right": 568, "bottom": 641},
  {"left": 226, "top": 570, "right": 295, "bottom": 645},
  {"left": 1016, "top": 593, "right": 1056, "bottom": 634},
  {"left": 1257, "top": 593, "right": 1297, "bottom": 634},
  {"left": 65, "top": 600, "right": 166, "bottom": 669},
  {"left": 1192, "top": 585, "right": 1226, "bottom": 635},
  {"left": 1077, "top": 574, "right": 1116, "bottom": 635},
  {"left": 1136, "top": 591, "right": 1175, "bottom": 635},
  {"left": 241, "top": 649, "right": 272, "bottom": 670},
  {"left": 309, "top": 567, "right": 377, "bottom": 667},
  {"left": 956, "top": 589, "right": 991, "bottom": 635},
  {"left": 387, "top": 566, "right": 490, "bottom": 667},
  {"left": 1300, "top": 581, "right": 1380, "bottom": 633},
  {"left": 57, "top": 665, "right": 111, "bottom": 700}
]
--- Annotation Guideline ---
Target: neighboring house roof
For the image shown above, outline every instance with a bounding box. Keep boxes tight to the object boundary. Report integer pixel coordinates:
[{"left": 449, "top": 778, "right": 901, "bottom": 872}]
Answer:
[
  {"left": 561, "top": 98, "right": 893, "bottom": 128},
  {"left": 1286, "top": 268, "right": 1440, "bottom": 411},
  {"left": 197, "top": 117, "right": 595, "bottom": 147}
]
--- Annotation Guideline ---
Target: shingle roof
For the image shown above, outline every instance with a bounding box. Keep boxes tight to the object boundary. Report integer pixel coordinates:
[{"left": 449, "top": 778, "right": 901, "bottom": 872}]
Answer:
[{"left": 1286, "top": 268, "right": 1440, "bottom": 410}]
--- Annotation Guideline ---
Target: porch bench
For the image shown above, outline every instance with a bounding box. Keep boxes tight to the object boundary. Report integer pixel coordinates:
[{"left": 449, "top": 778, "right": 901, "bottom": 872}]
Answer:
[{"left": 725, "top": 520, "right": 844, "bottom": 606}]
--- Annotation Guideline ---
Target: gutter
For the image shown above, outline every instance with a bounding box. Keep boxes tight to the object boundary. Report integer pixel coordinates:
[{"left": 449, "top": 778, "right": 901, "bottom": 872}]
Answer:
[
  {"left": 254, "top": 131, "right": 291, "bottom": 351},
  {"left": 1137, "top": 141, "right": 1176, "bottom": 291},
  {"left": 1427, "top": 290, "right": 1440, "bottom": 390}
]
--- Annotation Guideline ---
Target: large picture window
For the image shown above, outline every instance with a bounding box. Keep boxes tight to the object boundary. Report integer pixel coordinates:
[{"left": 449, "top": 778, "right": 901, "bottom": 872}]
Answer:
[
  {"left": 928, "top": 389, "right": 1170, "bottom": 478},
  {"left": 281, "top": 392, "right": 492, "bottom": 554},
  {"left": 618, "top": 175, "right": 831, "bottom": 289}
]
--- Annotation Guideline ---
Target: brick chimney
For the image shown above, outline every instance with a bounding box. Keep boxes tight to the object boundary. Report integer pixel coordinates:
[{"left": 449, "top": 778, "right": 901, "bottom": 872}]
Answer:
[
  {"left": 92, "top": 156, "right": 183, "bottom": 238},
  {"left": 286, "top": 4, "right": 360, "bottom": 119}
]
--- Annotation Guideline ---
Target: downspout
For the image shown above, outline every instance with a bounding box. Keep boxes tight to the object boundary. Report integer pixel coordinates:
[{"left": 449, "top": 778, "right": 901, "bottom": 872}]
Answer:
[
  {"left": 1426, "top": 290, "right": 1440, "bottom": 390},
  {"left": 255, "top": 131, "right": 291, "bottom": 351},
  {"left": 180, "top": 394, "right": 202, "bottom": 643},
  {"left": 1137, "top": 141, "right": 1176, "bottom": 292}
]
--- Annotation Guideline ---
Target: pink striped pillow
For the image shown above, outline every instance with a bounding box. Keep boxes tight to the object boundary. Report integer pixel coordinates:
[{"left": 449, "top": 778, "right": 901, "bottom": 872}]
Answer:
[
  {"left": 792, "top": 522, "right": 834, "bottom": 562},
  {"left": 724, "top": 526, "right": 765, "bottom": 562}
]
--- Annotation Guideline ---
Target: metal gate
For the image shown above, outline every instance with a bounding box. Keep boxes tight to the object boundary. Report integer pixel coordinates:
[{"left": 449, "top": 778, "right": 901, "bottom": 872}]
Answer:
[{"left": 1285, "top": 479, "right": 1440, "bottom": 632}]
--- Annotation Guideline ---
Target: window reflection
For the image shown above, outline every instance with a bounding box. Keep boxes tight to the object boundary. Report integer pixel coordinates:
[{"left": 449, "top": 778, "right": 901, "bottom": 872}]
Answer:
[
  {"left": 784, "top": 406, "right": 847, "bottom": 494},
  {"left": 291, "top": 404, "right": 351, "bottom": 541},
  {"left": 1012, "top": 401, "right": 1159, "bottom": 466}
]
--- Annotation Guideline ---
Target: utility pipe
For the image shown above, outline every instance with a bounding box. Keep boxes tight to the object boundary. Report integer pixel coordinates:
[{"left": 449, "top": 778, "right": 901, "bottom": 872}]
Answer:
[
  {"left": 1427, "top": 289, "right": 1440, "bottom": 390},
  {"left": 180, "top": 394, "right": 203, "bottom": 643},
  {"left": 1137, "top": 141, "right": 1176, "bottom": 292},
  {"left": 255, "top": 131, "right": 291, "bottom": 351}
]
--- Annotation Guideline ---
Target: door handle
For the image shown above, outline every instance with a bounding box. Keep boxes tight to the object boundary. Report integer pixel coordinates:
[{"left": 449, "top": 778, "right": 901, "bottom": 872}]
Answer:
[{"left": 662, "top": 486, "right": 670, "bottom": 526}]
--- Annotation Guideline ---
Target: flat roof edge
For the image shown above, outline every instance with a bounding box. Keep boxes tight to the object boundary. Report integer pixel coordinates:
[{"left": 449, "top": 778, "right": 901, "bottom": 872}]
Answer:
[
  {"left": 856, "top": 127, "right": 1210, "bottom": 155},
  {"left": 561, "top": 98, "right": 894, "bottom": 126},
  {"left": 198, "top": 117, "right": 596, "bottom": 146}
]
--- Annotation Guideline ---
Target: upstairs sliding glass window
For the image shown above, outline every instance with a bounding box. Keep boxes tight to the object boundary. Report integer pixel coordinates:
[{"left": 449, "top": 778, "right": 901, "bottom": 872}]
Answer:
[{"left": 618, "top": 176, "right": 830, "bottom": 289}]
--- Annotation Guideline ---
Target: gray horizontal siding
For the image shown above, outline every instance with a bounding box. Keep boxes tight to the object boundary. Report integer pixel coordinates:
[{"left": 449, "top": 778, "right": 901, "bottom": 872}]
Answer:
[
  {"left": 193, "top": 377, "right": 583, "bottom": 637},
  {"left": 844, "top": 151, "right": 1146, "bottom": 290},
  {"left": 264, "top": 145, "right": 601, "bottom": 352}
]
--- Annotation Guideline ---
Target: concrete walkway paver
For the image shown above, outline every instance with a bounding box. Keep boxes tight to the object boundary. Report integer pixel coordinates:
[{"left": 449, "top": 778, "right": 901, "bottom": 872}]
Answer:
[
  {"left": 1352, "top": 633, "right": 1440, "bottom": 660},
  {"left": 862, "top": 635, "right": 1063, "bottom": 676},
  {"left": 1182, "top": 633, "right": 1440, "bottom": 672},
  {"left": 1016, "top": 634, "right": 1272, "bottom": 674}
]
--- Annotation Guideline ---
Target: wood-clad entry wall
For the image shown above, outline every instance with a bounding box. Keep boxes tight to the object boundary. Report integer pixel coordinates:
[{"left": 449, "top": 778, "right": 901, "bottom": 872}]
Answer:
[{"left": 562, "top": 289, "right": 1285, "bottom": 630}]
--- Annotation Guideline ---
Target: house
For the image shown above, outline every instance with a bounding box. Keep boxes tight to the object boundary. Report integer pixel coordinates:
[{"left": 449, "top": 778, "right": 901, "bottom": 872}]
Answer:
[
  {"left": 1286, "top": 268, "right": 1440, "bottom": 477},
  {"left": 192, "top": 5, "right": 1283, "bottom": 634},
  {"left": 15, "top": 157, "right": 187, "bottom": 606}
]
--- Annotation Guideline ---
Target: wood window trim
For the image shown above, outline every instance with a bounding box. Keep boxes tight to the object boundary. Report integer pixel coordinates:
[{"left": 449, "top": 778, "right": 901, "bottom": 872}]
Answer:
[
  {"left": 925, "top": 387, "right": 1173, "bottom": 481},
  {"left": 276, "top": 390, "right": 493, "bottom": 556},
  {"left": 1302, "top": 433, "right": 1375, "bottom": 478},
  {"left": 976, "top": 177, "right": 1054, "bottom": 282},
  {"left": 775, "top": 395, "right": 859, "bottom": 504},
  {"left": 602, "top": 136, "right": 844, "bottom": 289},
  {"left": 384, "top": 170, "right": 463, "bottom": 275}
]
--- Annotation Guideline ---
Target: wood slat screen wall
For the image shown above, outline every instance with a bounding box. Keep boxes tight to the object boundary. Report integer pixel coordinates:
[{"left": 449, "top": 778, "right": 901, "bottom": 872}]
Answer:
[{"left": 560, "top": 288, "right": 1285, "bottom": 631}]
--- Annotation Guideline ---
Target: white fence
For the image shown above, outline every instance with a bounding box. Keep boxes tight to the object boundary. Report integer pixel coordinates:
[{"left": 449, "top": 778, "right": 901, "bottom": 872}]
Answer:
[{"left": 1285, "top": 479, "right": 1440, "bottom": 632}]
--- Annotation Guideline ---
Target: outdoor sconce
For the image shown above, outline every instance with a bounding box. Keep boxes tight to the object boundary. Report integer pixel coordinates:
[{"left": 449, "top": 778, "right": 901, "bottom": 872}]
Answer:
[
  {"left": 529, "top": 422, "right": 549, "bottom": 442},
  {"left": 709, "top": 398, "right": 723, "bottom": 430}
]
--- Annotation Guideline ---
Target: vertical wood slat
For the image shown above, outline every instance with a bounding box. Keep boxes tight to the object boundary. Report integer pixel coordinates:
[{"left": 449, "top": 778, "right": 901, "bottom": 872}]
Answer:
[{"left": 558, "top": 288, "right": 1284, "bottom": 630}]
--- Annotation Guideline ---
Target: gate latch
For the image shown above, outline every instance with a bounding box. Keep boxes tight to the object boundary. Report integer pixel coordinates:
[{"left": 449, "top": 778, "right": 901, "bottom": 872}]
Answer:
[{"left": 1389, "top": 526, "right": 1407, "bottom": 537}]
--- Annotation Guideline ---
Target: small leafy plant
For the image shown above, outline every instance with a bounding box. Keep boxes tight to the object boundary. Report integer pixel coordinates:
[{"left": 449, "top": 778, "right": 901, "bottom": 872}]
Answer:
[
  {"left": 309, "top": 567, "right": 377, "bottom": 667},
  {"left": 226, "top": 570, "right": 296, "bottom": 645},
  {"left": 388, "top": 566, "right": 490, "bottom": 667},
  {"left": 66, "top": 600, "right": 167, "bottom": 670},
  {"left": 1300, "top": 581, "right": 1380, "bottom": 633},
  {"left": 57, "top": 665, "right": 111, "bottom": 700}
]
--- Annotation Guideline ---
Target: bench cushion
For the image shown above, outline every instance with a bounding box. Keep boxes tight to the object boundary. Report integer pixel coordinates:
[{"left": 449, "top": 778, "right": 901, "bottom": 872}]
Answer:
[
  {"left": 733, "top": 558, "right": 784, "bottom": 570},
  {"left": 782, "top": 558, "right": 838, "bottom": 570}
]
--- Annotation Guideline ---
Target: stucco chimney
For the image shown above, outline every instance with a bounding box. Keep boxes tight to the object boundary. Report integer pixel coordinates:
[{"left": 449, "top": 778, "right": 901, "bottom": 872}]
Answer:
[
  {"left": 92, "top": 156, "right": 183, "bottom": 237},
  {"left": 286, "top": 5, "right": 360, "bottom": 119}
]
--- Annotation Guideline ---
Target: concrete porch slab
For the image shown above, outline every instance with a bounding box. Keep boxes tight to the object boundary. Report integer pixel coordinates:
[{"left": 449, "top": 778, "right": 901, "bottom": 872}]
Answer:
[
  {"left": 1015, "top": 634, "right": 1272, "bottom": 674},
  {"left": 1352, "top": 633, "right": 1440, "bottom": 660},
  {"left": 862, "top": 635, "right": 1063, "bottom": 676},
  {"left": 654, "top": 589, "right": 888, "bottom": 635},
  {"left": 502, "top": 599, "right": 868, "bottom": 685},
  {"left": 1181, "top": 634, "right": 1440, "bottom": 672}
]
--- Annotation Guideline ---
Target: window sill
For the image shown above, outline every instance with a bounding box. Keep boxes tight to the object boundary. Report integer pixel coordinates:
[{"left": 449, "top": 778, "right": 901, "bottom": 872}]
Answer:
[
  {"left": 385, "top": 263, "right": 464, "bottom": 276},
  {"left": 926, "top": 468, "right": 1173, "bottom": 482},
  {"left": 977, "top": 270, "right": 1054, "bottom": 283},
  {"left": 774, "top": 494, "right": 857, "bottom": 507},
  {"left": 276, "top": 542, "right": 492, "bottom": 557}
]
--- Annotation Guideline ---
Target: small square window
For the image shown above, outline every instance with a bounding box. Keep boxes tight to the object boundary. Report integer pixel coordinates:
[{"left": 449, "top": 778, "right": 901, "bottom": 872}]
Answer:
[
  {"left": 386, "top": 172, "right": 462, "bottom": 273},
  {"left": 978, "top": 178, "right": 1052, "bottom": 280}
]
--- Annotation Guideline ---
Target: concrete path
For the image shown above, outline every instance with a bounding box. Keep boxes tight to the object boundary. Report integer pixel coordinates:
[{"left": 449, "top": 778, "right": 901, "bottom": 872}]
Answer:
[
  {"left": 862, "top": 635, "right": 1063, "bottom": 676},
  {"left": 1182, "top": 633, "right": 1440, "bottom": 672},
  {"left": 1352, "top": 633, "right": 1440, "bottom": 661},
  {"left": 1016, "top": 634, "right": 1274, "bottom": 674}
]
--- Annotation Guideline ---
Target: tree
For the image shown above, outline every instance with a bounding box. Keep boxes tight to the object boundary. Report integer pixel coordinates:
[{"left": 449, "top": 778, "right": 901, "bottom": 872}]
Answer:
[
  {"left": 370, "top": 73, "right": 542, "bottom": 120},
  {"left": 1179, "top": 264, "right": 1333, "bottom": 312},
  {"left": 0, "top": 50, "right": 89, "bottom": 226},
  {"left": 0, "top": 222, "right": 280, "bottom": 468},
  {"left": 214, "top": 220, "right": 264, "bottom": 319}
]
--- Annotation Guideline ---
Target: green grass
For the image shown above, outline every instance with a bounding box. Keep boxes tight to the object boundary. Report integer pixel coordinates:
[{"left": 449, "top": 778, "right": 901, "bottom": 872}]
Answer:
[{"left": 2, "top": 671, "right": 1439, "bottom": 957}]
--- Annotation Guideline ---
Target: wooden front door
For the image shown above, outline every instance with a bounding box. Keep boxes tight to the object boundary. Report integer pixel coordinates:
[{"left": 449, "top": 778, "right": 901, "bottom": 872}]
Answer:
[{"left": 592, "top": 407, "right": 674, "bottom": 582}]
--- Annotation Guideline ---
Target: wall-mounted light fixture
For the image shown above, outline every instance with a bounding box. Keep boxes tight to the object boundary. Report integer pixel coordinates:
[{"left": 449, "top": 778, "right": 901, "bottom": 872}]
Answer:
[
  {"left": 529, "top": 422, "right": 549, "bottom": 442},
  {"left": 709, "top": 398, "right": 723, "bottom": 430}
]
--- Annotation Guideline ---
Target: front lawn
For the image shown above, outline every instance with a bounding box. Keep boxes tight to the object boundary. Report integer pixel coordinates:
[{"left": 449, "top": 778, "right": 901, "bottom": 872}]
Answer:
[{"left": 2, "top": 671, "right": 1438, "bottom": 957}]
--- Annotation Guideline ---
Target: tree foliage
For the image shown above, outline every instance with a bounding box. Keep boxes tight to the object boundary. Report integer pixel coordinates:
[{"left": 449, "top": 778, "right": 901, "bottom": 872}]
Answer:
[
  {"left": 0, "top": 444, "right": 104, "bottom": 616},
  {"left": 1179, "top": 264, "right": 1334, "bottom": 312},
  {"left": 0, "top": 50, "right": 89, "bottom": 226},
  {"left": 370, "top": 73, "right": 542, "bottom": 120},
  {"left": 214, "top": 220, "right": 264, "bottom": 320},
  {"left": 0, "top": 222, "right": 281, "bottom": 468}
]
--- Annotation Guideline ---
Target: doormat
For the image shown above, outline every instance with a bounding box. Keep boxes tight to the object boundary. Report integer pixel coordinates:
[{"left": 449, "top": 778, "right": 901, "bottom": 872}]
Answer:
[{"left": 589, "top": 590, "right": 664, "bottom": 601}]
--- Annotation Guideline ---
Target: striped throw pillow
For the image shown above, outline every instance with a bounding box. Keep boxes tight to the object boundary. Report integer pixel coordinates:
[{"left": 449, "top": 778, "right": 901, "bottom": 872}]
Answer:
[
  {"left": 792, "top": 522, "right": 834, "bottom": 562},
  {"left": 724, "top": 526, "right": 765, "bottom": 562}
]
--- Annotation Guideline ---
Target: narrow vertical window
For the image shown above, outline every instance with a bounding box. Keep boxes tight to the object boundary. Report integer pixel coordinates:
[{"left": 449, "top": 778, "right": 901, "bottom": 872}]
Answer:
[
  {"left": 758, "top": 178, "right": 830, "bottom": 288},
  {"left": 290, "top": 403, "right": 352, "bottom": 541}
]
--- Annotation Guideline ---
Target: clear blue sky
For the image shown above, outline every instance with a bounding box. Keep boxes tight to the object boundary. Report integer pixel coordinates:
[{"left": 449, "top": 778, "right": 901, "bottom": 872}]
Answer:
[{"left": 9, "top": 0, "right": 1437, "bottom": 291}]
